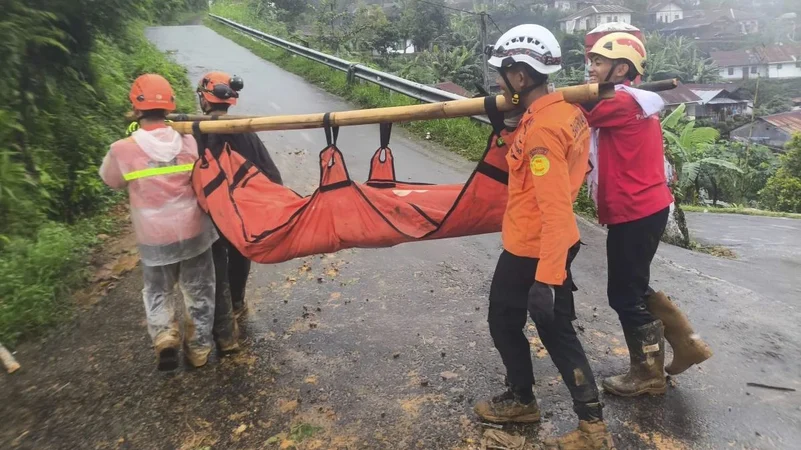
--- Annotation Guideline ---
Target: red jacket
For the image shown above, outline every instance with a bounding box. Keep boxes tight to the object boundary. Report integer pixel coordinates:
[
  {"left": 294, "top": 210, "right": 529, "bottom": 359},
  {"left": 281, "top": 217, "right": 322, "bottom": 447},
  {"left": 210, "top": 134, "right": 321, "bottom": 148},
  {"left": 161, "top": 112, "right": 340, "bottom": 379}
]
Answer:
[{"left": 580, "top": 90, "right": 673, "bottom": 225}]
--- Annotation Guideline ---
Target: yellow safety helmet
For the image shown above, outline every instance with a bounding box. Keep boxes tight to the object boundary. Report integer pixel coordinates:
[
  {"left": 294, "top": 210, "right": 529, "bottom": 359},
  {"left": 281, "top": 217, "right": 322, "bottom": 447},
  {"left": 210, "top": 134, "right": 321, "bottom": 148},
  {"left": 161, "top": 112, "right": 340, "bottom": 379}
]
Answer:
[{"left": 588, "top": 32, "right": 646, "bottom": 76}]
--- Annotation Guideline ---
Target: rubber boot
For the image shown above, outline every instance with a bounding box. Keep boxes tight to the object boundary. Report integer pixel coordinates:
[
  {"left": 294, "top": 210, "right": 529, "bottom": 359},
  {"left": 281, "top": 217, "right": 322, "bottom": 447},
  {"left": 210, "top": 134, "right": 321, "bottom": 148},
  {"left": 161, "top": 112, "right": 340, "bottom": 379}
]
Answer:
[
  {"left": 646, "top": 291, "right": 712, "bottom": 375},
  {"left": 154, "top": 329, "right": 180, "bottom": 372},
  {"left": 602, "top": 320, "right": 666, "bottom": 397},
  {"left": 543, "top": 420, "right": 616, "bottom": 450},
  {"left": 214, "top": 319, "right": 241, "bottom": 354},
  {"left": 473, "top": 389, "right": 541, "bottom": 423}
]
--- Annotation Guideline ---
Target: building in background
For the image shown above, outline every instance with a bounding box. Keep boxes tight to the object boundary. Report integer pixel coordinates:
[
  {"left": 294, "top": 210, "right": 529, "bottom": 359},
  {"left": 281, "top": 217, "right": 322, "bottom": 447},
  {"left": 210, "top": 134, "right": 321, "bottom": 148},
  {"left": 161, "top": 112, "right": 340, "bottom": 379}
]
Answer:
[
  {"left": 648, "top": 2, "right": 684, "bottom": 25},
  {"left": 711, "top": 43, "right": 801, "bottom": 80},
  {"left": 731, "top": 110, "right": 801, "bottom": 150},
  {"left": 558, "top": 5, "right": 633, "bottom": 34}
]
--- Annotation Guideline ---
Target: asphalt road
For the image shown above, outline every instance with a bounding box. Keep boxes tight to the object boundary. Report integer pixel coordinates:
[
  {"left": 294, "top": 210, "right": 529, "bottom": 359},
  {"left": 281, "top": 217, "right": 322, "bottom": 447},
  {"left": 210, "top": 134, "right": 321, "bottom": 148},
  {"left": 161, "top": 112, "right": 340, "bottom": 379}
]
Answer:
[
  {"left": 1, "top": 25, "right": 799, "bottom": 450},
  {"left": 685, "top": 212, "right": 801, "bottom": 306}
]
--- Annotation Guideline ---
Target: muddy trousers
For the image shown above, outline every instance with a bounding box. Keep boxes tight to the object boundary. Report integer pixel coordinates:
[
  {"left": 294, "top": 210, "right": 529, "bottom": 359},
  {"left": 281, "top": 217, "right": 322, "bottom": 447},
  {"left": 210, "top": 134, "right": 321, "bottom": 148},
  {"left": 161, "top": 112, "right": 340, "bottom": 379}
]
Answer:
[
  {"left": 141, "top": 248, "right": 216, "bottom": 350},
  {"left": 606, "top": 207, "right": 669, "bottom": 328},
  {"left": 212, "top": 235, "right": 251, "bottom": 313},
  {"left": 488, "top": 244, "right": 601, "bottom": 421}
]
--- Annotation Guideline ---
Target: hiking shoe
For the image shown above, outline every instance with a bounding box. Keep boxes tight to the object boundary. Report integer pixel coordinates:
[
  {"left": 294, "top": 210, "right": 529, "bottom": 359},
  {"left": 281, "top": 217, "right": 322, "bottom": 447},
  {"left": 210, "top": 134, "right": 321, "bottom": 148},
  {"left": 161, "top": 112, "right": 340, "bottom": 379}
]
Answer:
[
  {"left": 543, "top": 420, "right": 616, "bottom": 449},
  {"left": 154, "top": 329, "right": 180, "bottom": 372},
  {"left": 473, "top": 389, "right": 541, "bottom": 423},
  {"left": 647, "top": 291, "right": 712, "bottom": 375},
  {"left": 603, "top": 320, "right": 667, "bottom": 397}
]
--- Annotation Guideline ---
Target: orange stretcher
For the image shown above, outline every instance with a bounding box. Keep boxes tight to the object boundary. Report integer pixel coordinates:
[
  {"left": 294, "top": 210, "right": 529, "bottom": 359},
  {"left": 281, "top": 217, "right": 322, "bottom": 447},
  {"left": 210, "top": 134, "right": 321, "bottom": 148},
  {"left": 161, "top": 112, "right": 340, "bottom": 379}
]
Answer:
[{"left": 191, "top": 109, "right": 511, "bottom": 264}]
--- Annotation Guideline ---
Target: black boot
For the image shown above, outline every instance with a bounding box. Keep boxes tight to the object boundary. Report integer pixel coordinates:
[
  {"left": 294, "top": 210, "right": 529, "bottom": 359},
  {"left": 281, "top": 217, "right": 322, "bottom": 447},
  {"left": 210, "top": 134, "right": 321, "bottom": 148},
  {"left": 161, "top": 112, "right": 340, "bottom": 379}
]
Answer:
[{"left": 602, "top": 320, "right": 666, "bottom": 396}]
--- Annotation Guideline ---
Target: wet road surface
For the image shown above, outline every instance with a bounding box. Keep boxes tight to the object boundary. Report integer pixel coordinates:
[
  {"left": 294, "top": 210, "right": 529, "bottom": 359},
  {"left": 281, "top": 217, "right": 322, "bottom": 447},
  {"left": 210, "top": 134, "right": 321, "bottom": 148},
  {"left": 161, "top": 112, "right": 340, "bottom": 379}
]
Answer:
[
  {"left": 1, "top": 25, "right": 799, "bottom": 450},
  {"left": 685, "top": 212, "right": 801, "bottom": 307}
]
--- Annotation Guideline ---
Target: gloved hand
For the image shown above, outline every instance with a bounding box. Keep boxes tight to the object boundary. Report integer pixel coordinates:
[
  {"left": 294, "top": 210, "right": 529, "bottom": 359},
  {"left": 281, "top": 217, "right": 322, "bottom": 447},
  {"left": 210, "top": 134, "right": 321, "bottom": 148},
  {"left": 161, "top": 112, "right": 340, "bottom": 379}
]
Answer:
[{"left": 527, "top": 281, "right": 556, "bottom": 324}]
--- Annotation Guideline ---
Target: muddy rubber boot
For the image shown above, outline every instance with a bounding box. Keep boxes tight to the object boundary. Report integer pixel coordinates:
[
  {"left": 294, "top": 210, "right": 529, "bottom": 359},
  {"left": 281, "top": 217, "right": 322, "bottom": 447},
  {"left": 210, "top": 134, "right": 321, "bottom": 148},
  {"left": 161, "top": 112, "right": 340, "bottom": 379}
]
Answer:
[
  {"left": 543, "top": 420, "right": 616, "bottom": 450},
  {"left": 214, "top": 318, "right": 241, "bottom": 354},
  {"left": 232, "top": 300, "right": 248, "bottom": 320},
  {"left": 154, "top": 329, "right": 181, "bottom": 372},
  {"left": 602, "top": 320, "right": 666, "bottom": 397},
  {"left": 646, "top": 291, "right": 712, "bottom": 375},
  {"left": 473, "top": 389, "right": 541, "bottom": 423}
]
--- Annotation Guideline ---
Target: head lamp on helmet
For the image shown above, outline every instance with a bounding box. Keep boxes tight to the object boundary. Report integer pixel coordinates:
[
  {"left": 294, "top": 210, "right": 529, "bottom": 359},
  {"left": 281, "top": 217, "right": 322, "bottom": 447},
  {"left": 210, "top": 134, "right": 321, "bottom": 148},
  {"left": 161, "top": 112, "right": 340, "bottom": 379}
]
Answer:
[{"left": 197, "top": 72, "right": 244, "bottom": 106}]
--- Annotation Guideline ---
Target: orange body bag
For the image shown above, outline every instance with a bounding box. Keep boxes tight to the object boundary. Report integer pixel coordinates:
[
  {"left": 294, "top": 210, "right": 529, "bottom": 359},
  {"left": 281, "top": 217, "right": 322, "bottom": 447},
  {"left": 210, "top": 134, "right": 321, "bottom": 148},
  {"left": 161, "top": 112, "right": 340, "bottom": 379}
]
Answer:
[{"left": 191, "top": 116, "right": 512, "bottom": 264}]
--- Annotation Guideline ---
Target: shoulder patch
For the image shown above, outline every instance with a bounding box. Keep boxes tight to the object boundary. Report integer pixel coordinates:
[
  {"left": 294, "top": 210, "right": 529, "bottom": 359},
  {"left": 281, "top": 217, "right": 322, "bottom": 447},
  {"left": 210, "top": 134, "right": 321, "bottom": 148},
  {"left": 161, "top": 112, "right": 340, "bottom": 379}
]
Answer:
[
  {"left": 530, "top": 155, "right": 550, "bottom": 177},
  {"left": 528, "top": 147, "right": 549, "bottom": 158}
]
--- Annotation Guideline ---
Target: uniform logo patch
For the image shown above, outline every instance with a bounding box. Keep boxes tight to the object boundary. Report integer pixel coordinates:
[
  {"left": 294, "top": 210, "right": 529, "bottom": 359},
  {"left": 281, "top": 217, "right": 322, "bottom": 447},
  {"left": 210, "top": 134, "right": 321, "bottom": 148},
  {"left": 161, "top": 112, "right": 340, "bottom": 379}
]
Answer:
[
  {"left": 528, "top": 147, "right": 549, "bottom": 158},
  {"left": 530, "top": 155, "right": 550, "bottom": 176}
]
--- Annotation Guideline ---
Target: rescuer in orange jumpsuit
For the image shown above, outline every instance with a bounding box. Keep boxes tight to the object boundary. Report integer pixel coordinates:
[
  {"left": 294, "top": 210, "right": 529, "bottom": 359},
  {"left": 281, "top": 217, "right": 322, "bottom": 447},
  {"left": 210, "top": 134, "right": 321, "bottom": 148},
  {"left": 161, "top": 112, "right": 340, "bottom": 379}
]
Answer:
[{"left": 473, "top": 25, "right": 614, "bottom": 449}]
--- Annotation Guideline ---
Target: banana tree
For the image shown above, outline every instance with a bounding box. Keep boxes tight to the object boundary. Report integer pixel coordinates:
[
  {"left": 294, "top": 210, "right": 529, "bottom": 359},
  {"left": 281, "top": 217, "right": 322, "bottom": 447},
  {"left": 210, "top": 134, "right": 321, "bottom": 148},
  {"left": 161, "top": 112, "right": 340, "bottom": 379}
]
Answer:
[
  {"left": 662, "top": 103, "right": 743, "bottom": 202},
  {"left": 660, "top": 103, "right": 742, "bottom": 248}
]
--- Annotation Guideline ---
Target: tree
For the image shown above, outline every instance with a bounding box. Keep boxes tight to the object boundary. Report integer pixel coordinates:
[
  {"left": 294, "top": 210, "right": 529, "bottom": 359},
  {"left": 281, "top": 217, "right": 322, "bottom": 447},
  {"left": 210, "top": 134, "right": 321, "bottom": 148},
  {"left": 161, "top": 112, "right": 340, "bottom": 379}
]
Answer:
[
  {"left": 760, "top": 134, "right": 801, "bottom": 213},
  {"left": 644, "top": 33, "right": 720, "bottom": 84},
  {"left": 398, "top": 0, "right": 449, "bottom": 51}
]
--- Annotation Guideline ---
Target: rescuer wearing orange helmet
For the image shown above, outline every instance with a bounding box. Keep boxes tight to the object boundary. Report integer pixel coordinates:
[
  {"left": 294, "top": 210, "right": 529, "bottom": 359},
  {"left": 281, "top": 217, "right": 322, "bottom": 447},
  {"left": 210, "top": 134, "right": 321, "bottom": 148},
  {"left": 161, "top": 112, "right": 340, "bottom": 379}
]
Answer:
[
  {"left": 99, "top": 74, "right": 218, "bottom": 371},
  {"left": 195, "top": 72, "right": 284, "bottom": 352},
  {"left": 581, "top": 33, "right": 713, "bottom": 397},
  {"left": 475, "top": 25, "right": 614, "bottom": 449}
]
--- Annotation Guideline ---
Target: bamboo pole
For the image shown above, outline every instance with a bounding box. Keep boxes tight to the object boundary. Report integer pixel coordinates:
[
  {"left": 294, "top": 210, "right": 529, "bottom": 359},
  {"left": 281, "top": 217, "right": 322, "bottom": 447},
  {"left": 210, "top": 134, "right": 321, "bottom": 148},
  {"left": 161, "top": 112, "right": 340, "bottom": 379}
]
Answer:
[
  {"left": 161, "top": 79, "right": 678, "bottom": 125},
  {"left": 168, "top": 83, "right": 614, "bottom": 135}
]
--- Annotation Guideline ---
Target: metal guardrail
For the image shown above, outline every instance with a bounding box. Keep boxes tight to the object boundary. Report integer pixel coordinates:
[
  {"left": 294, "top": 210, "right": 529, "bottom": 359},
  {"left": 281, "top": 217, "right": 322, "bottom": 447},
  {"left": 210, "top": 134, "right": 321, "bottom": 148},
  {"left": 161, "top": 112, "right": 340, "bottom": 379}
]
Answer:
[{"left": 209, "top": 14, "right": 492, "bottom": 125}]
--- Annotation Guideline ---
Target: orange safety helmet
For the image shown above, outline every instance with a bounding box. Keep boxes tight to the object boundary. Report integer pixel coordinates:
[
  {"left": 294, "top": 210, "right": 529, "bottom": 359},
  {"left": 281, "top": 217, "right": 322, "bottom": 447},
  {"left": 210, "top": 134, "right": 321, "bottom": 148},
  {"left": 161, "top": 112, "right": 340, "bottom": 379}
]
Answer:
[
  {"left": 197, "top": 71, "right": 244, "bottom": 106},
  {"left": 129, "top": 74, "right": 176, "bottom": 111}
]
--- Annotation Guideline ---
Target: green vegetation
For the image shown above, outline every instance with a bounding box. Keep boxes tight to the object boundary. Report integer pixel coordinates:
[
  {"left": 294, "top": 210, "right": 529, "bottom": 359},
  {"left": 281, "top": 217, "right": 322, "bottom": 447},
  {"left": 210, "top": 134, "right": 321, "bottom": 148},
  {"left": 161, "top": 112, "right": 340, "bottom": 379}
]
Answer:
[
  {"left": 0, "top": 0, "right": 205, "bottom": 346},
  {"left": 760, "top": 135, "right": 801, "bottom": 214}
]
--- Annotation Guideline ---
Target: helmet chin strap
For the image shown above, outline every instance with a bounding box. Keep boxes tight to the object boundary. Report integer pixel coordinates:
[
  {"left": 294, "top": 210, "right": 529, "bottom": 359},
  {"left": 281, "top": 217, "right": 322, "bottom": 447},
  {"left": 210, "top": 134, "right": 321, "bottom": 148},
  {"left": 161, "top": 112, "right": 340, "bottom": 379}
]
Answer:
[
  {"left": 605, "top": 60, "right": 622, "bottom": 83},
  {"left": 500, "top": 67, "right": 544, "bottom": 106}
]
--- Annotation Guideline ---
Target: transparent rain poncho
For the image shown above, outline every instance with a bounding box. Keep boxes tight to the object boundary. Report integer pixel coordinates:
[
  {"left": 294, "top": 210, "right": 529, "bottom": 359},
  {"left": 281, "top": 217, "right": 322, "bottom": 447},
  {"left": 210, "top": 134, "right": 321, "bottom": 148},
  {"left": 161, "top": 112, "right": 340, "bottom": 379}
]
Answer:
[{"left": 99, "top": 127, "right": 218, "bottom": 266}]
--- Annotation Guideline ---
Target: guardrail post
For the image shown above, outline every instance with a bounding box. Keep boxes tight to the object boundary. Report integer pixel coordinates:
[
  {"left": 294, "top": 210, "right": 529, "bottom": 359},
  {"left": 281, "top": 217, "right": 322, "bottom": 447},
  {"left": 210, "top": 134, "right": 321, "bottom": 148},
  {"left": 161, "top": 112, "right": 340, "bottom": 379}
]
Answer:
[{"left": 346, "top": 64, "right": 357, "bottom": 85}]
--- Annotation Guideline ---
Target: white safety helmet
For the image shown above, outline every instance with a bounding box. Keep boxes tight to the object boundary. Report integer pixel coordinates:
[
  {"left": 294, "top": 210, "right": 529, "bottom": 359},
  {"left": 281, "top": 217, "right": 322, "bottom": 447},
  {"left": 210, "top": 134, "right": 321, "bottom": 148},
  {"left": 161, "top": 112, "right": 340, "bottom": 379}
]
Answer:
[{"left": 486, "top": 24, "right": 563, "bottom": 75}]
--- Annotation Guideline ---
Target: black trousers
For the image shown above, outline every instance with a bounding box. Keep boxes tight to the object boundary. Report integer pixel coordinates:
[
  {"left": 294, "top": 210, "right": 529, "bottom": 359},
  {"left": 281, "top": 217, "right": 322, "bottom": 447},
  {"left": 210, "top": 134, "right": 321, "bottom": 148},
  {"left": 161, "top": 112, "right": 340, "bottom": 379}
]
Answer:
[
  {"left": 606, "top": 207, "right": 669, "bottom": 329},
  {"left": 488, "top": 242, "right": 600, "bottom": 419},
  {"left": 211, "top": 235, "right": 251, "bottom": 337}
]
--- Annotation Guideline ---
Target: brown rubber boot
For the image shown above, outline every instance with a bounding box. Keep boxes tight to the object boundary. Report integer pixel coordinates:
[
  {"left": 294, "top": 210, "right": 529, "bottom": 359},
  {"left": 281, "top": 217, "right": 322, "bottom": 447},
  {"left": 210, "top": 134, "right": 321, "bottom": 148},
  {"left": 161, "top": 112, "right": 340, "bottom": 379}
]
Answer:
[
  {"left": 473, "top": 389, "right": 541, "bottom": 423},
  {"left": 602, "top": 320, "right": 666, "bottom": 397},
  {"left": 543, "top": 420, "right": 616, "bottom": 450},
  {"left": 646, "top": 291, "right": 713, "bottom": 375},
  {"left": 154, "top": 329, "right": 181, "bottom": 372}
]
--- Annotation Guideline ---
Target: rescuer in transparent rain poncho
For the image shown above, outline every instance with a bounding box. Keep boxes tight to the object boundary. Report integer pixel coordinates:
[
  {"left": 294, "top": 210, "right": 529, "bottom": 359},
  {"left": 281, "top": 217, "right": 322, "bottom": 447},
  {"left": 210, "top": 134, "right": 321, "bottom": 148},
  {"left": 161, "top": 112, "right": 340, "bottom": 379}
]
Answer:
[{"left": 99, "top": 74, "right": 218, "bottom": 371}]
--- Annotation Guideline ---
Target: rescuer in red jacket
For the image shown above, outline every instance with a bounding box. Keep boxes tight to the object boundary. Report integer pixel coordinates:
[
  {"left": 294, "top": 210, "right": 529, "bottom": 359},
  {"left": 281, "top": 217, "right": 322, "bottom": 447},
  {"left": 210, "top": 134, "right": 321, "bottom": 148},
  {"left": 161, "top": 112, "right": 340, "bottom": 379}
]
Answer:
[{"left": 581, "top": 33, "right": 713, "bottom": 397}]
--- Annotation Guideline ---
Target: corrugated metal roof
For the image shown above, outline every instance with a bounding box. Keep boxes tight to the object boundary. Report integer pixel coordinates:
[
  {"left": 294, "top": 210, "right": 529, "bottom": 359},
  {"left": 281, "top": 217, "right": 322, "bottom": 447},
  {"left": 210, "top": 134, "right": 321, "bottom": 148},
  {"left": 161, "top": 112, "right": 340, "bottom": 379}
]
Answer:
[
  {"left": 757, "top": 43, "right": 801, "bottom": 64},
  {"left": 560, "top": 5, "right": 633, "bottom": 22},
  {"left": 762, "top": 110, "right": 801, "bottom": 135},
  {"left": 430, "top": 81, "right": 471, "bottom": 98},
  {"left": 706, "top": 97, "right": 746, "bottom": 105},
  {"left": 658, "top": 84, "right": 702, "bottom": 105},
  {"left": 684, "top": 83, "right": 743, "bottom": 93},
  {"left": 692, "top": 89, "right": 725, "bottom": 104},
  {"left": 710, "top": 48, "right": 761, "bottom": 67}
]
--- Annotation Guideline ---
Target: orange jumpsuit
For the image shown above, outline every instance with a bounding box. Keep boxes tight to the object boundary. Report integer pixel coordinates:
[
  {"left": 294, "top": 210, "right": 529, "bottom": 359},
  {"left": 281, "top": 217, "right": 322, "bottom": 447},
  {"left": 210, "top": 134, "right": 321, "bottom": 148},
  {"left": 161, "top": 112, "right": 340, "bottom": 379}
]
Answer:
[
  {"left": 487, "top": 91, "right": 600, "bottom": 414},
  {"left": 502, "top": 91, "right": 591, "bottom": 285}
]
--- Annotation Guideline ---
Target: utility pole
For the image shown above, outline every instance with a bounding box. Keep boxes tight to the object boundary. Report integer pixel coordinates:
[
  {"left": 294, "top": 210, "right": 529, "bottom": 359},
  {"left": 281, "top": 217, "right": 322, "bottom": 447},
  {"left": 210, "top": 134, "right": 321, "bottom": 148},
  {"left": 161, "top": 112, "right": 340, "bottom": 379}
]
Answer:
[{"left": 480, "top": 12, "right": 490, "bottom": 92}]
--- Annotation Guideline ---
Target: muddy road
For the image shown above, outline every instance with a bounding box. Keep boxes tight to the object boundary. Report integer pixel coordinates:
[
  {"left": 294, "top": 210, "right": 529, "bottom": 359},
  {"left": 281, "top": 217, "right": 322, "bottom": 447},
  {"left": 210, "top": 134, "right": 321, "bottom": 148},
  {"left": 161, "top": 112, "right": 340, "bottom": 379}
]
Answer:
[{"left": 1, "top": 25, "right": 799, "bottom": 450}]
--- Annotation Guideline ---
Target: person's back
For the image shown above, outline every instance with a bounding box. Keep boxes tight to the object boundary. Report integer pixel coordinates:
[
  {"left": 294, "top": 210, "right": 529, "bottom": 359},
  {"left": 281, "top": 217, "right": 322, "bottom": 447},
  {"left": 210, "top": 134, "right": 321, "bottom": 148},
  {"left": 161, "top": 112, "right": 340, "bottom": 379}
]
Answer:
[
  {"left": 103, "top": 127, "right": 216, "bottom": 264},
  {"left": 99, "top": 74, "right": 217, "bottom": 371}
]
